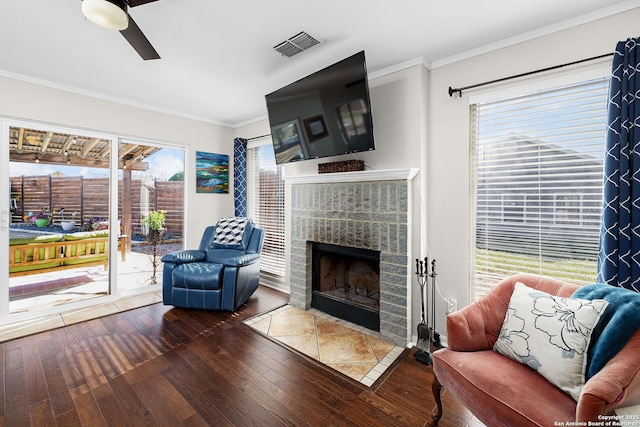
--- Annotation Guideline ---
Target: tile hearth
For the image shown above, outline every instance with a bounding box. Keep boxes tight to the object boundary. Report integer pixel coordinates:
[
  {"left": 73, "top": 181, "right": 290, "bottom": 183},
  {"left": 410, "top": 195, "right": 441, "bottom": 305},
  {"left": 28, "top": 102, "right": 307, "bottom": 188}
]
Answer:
[{"left": 245, "top": 305, "right": 405, "bottom": 387}]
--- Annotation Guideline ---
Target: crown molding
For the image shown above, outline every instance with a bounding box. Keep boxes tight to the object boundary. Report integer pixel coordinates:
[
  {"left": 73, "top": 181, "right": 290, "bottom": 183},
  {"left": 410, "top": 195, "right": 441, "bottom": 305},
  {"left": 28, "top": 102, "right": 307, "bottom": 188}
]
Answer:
[
  {"left": 0, "top": 69, "right": 234, "bottom": 128},
  {"left": 430, "top": 0, "right": 640, "bottom": 69}
]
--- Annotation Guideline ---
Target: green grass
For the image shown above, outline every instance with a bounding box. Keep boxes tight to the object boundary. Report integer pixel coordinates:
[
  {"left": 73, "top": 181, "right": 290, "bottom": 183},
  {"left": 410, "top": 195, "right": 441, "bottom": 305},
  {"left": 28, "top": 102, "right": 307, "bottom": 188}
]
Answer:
[{"left": 475, "top": 248, "right": 598, "bottom": 286}]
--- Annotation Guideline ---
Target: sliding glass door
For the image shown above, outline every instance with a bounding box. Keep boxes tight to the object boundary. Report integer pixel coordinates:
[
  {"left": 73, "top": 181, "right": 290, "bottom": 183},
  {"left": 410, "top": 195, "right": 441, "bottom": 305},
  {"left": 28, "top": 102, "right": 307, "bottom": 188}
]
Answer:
[
  {"left": 4, "top": 122, "right": 115, "bottom": 316},
  {"left": 0, "top": 119, "right": 185, "bottom": 322},
  {"left": 116, "top": 139, "right": 185, "bottom": 294}
]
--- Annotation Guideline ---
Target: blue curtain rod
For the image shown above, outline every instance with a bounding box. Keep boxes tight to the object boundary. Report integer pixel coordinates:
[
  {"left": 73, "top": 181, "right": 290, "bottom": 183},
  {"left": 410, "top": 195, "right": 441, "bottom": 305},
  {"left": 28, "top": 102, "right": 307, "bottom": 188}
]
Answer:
[{"left": 448, "top": 52, "right": 613, "bottom": 97}]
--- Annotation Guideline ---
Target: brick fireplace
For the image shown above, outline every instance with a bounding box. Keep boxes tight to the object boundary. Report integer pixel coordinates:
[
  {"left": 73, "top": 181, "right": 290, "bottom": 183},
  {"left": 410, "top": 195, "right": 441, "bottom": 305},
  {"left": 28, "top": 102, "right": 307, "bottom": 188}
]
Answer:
[{"left": 287, "top": 168, "right": 419, "bottom": 346}]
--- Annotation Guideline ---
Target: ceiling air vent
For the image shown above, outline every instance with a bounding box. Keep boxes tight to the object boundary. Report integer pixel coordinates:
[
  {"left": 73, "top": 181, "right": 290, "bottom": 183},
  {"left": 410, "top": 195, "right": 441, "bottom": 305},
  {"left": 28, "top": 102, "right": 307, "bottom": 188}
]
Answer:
[{"left": 273, "top": 31, "right": 322, "bottom": 58}]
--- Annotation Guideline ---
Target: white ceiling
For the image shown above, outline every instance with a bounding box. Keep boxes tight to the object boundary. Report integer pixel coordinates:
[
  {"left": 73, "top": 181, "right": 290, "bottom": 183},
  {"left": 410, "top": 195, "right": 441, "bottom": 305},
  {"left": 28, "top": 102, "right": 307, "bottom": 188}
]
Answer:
[{"left": 1, "top": 0, "right": 638, "bottom": 127}]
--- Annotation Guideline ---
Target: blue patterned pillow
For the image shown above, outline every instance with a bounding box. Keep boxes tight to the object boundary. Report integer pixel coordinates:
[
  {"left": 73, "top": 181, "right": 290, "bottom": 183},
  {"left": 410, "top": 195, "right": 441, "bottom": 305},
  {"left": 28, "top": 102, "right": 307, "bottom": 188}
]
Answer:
[
  {"left": 493, "top": 282, "right": 608, "bottom": 401},
  {"left": 212, "top": 217, "right": 249, "bottom": 247}
]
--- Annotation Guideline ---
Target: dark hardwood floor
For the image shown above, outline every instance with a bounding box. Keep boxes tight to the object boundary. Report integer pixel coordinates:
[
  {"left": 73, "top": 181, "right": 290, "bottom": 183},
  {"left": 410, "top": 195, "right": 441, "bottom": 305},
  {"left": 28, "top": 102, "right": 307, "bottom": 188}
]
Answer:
[{"left": 1, "top": 286, "right": 484, "bottom": 426}]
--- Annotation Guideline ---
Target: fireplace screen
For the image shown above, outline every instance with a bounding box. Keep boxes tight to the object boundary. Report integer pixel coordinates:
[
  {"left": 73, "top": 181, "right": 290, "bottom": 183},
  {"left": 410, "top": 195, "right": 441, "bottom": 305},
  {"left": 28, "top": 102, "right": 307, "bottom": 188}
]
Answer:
[{"left": 312, "top": 242, "right": 380, "bottom": 330}]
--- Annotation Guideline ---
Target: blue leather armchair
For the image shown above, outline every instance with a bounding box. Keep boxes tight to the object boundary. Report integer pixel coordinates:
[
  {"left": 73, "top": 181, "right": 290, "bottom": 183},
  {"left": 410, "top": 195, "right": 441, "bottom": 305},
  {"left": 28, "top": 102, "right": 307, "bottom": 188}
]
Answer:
[{"left": 161, "top": 218, "right": 265, "bottom": 311}]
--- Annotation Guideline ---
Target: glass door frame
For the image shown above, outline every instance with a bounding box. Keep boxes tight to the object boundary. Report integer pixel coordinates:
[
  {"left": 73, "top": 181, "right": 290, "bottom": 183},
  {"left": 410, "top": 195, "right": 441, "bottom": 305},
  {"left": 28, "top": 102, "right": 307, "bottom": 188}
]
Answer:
[
  {"left": 0, "top": 117, "right": 120, "bottom": 324},
  {"left": 117, "top": 136, "right": 188, "bottom": 297}
]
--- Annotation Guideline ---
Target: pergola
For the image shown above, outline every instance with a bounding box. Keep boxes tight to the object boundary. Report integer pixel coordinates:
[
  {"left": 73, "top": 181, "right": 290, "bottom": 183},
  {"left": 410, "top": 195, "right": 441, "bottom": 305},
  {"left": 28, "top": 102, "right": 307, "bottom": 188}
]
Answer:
[{"left": 8, "top": 126, "right": 161, "bottom": 254}]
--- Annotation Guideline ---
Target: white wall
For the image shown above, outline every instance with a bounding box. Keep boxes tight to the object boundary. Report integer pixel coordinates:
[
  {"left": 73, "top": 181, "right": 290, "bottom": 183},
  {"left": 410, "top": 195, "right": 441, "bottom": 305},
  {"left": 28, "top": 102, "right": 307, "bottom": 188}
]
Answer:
[
  {"left": 236, "top": 64, "right": 428, "bottom": 340},
  {"left": 238, "top": 7, "right": 640, "bottom": 339},
  {"left": 427, "top": 8, "right": 640, "bottom": 332},
  {"left": 237, "top": 65, "right": 426, "bottom": 172},
  {"left": 0, "top": 76, "right": 235, "bottom": 245},
  {"left": 0, "top": 6, "right": 634, "bottom": 336}
]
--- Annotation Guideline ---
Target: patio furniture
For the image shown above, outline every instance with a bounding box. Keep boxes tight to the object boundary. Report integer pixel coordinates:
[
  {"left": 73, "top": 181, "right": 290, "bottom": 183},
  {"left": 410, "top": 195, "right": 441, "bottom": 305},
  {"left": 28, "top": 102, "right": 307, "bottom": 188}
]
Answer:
[
  {"left": 432, "top": 273, "right": 640, "bottom": 426},
  {"left": 161, "top": 217, "right": 265, "bottom": 311},
  {"left": 9, "top": 233, "right": 65, "bottom": 276},
  {"left": 9, "top": 230, "right": 126, "bottom": 277}
]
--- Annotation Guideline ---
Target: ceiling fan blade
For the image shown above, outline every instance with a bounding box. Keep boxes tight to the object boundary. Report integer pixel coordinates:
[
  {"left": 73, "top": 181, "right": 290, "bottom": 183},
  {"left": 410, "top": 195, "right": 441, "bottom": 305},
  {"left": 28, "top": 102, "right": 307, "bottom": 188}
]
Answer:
[
  {"left": 127, "top": 0, "right": 158, "bottom": 7},
  {"left": 119, "top": 15, "right": 160, "bottom": 60}
]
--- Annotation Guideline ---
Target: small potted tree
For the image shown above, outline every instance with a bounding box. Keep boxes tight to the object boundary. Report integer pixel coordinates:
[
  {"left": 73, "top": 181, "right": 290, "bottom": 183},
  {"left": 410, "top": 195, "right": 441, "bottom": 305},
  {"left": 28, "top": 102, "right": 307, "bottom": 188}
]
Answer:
[{"left": 141, "top": 210, "right": 166, "bottom": 284}]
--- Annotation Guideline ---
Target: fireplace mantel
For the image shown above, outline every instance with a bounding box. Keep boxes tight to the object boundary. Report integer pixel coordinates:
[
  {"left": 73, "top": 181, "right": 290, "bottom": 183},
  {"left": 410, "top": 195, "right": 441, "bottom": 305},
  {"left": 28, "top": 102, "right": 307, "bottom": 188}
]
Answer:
[{"left": 286, "top": 168, "right": 419, "bottom": 185}]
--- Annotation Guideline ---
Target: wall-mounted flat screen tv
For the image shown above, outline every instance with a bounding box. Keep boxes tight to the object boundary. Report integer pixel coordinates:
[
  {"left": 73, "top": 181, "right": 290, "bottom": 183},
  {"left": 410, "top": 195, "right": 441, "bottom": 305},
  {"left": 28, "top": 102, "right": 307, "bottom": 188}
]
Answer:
[{"left": 265, "top": 50, "right": 375, "bottom": 165}]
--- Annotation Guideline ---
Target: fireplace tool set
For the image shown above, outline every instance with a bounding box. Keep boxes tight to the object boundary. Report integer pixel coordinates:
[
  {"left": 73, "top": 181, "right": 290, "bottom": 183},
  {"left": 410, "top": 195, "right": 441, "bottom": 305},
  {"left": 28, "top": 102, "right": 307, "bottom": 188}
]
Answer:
[{"left": 414, "top": 257, "right": 442, "bottom": 365}]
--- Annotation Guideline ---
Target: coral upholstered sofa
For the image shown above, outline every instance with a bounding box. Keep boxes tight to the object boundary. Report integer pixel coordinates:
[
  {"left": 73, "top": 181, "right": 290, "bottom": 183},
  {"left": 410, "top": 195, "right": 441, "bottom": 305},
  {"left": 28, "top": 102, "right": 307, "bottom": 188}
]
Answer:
[{"left": 432, "top": 273, "right": 640, "bottom": 427}]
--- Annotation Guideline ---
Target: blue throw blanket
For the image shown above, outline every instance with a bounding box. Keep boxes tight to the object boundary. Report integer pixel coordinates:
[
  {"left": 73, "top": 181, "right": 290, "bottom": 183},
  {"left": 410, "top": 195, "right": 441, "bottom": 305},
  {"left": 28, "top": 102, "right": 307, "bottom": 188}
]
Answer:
[{"left": 573, "top": 283, "right": 640, "bottom": 379}]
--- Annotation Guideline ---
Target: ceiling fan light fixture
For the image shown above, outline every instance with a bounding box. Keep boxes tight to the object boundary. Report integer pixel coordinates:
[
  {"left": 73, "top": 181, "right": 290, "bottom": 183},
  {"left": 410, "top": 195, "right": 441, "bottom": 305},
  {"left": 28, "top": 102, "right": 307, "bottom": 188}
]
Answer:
[{"left": 82, "top": 0, "right": 129, "bottom": 31}]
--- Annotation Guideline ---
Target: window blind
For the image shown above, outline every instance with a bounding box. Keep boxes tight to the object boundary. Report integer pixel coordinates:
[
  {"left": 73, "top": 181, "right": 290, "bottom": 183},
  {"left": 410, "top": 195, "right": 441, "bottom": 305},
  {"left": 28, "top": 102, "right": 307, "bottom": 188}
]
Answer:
[
  {"left": 470, "top": 77, "right": 609, "bottom": 301},
  {"left": 247, "top": 139, "right": 286, "bottom": 277}
]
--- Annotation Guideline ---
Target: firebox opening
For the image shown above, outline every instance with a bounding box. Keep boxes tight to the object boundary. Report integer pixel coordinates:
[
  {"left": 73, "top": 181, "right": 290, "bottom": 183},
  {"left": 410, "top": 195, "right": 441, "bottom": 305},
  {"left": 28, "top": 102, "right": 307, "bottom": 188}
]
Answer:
[{"left": 311, "top": 242, "right": 380, "bottom": 331}]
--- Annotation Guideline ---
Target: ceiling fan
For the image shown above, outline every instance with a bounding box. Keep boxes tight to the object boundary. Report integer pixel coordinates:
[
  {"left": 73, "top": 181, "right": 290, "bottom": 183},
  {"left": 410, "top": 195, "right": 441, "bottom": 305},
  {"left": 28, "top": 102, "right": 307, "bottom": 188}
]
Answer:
[{"left": 82, "top": 0, "right": 160, "bottom": 60}]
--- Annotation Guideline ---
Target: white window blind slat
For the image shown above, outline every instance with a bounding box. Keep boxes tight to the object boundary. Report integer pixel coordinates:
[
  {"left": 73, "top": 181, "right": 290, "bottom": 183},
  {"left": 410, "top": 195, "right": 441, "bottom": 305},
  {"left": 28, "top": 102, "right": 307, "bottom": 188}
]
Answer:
[
  {"left": 471, "top": 77, "right": 609, "bottom": 301},
  {"left": 247, "top": 143, "right": 286, "bottom": 277}
]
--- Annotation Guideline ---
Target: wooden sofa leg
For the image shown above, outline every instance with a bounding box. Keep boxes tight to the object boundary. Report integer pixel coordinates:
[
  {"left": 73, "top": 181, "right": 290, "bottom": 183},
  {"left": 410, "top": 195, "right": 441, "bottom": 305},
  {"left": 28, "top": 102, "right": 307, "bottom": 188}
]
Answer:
[{"left": 432, "top": 370, "right": 443, "bottom": 424}]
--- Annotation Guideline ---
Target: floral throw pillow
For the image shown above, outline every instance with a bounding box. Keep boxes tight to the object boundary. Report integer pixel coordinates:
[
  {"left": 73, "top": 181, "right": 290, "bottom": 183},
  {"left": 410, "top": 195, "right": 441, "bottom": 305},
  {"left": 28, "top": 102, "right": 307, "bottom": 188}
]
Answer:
[{"left": 493, "top": 282, "right": 608, "bottom": 401}]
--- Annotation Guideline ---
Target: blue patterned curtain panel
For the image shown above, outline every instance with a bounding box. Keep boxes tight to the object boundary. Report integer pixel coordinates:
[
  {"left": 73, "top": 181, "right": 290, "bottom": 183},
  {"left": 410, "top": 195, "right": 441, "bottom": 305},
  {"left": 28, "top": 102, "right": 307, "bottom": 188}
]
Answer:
[
  {"left": 234, "top": 138, "right": 248, "bottom": 217},
  {"left": 597, "top": 37, "right": 640, "bottom": 292}
]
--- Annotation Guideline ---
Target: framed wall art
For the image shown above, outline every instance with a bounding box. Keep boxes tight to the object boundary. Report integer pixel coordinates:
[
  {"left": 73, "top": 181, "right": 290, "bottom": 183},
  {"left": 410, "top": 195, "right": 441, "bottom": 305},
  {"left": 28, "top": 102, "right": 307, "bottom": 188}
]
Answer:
[{"left": 195, "top": 151, "right": 229, "bottom": 193}]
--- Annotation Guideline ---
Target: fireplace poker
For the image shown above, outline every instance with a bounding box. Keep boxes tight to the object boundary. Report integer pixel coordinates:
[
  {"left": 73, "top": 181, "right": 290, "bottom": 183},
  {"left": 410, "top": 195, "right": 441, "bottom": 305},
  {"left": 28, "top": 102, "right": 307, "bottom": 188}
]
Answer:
[
  {"left": 430, "top": 259, "right": 442, "bottom": 349},
  {"left": 415, "top": 257, "right": 432, "bottom": 364}
]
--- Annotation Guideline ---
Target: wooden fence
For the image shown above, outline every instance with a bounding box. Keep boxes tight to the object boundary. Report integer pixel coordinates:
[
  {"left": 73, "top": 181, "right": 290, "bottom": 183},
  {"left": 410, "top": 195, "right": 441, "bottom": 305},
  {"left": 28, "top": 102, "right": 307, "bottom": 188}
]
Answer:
[{"left": 10, "top": 175, "right": 184, "bottom": 237}]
